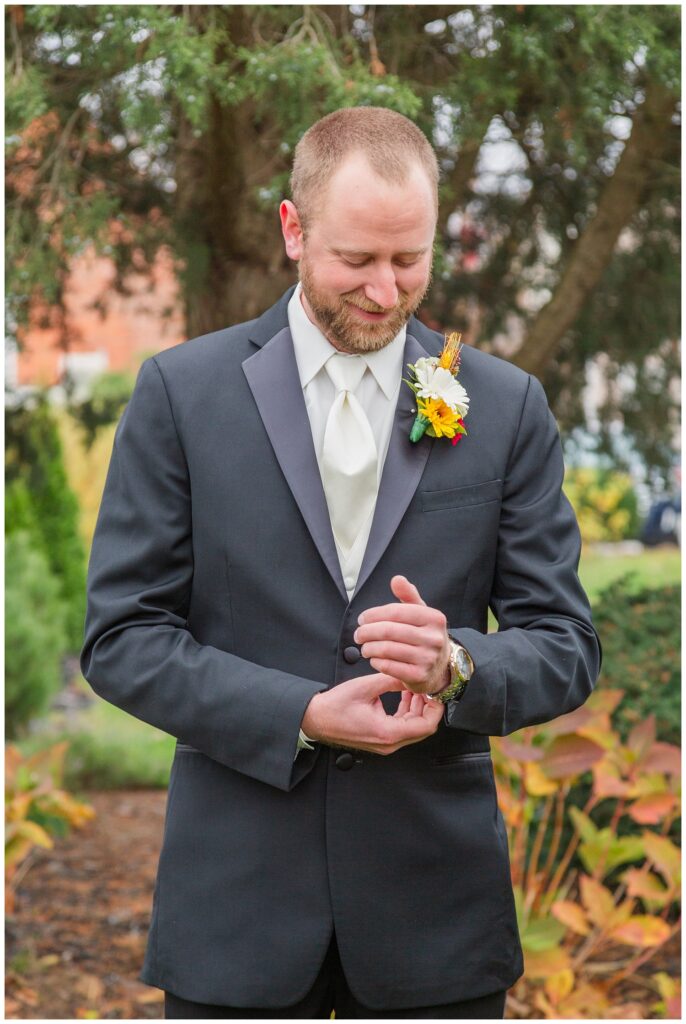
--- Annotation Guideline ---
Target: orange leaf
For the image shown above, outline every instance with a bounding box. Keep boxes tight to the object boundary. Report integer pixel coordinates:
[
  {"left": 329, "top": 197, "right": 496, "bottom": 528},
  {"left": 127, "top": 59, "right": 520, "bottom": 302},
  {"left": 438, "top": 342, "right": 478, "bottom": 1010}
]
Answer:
[
  {"left": 643, "top": 742, "right": 681, "bottom": 776},
  {"left": 544, "top": 967, "right": 575, "bottom": 1003},
  {"left": 544, "top": 705, "right": 593, "bottom": 737},
  {"left": 627, "top": 716, "right": 656, "bottom": 760},
  {"left": 592, "top": 760, "right": 631, "bottom": 799},
  {"left": 611, "top": 915, "right": 671, "bottom": 947},
  {"left": 551, "top": 899, "right": 591, "bottom": 936},
  {"left": 642, "top": 831, "right": 681, "bottom": 888},
  {"left": 499, "top": 736, "right": 542, "bottom": 762},
  {"left": 628, "top": 793, "right": 677, "bottom": 825},
  {"left": 586, "top": 688, "right": 624, "bottom": 714},
  {"left": 621, "top": 867, "right": 669, "bottom": 907},
  {"left": 579, "top": 875, "right": 614, "bottom": 928},
  {"left": 539, "top": 734, "right": 605, "bottom": 779},
  {"left": 524, "top": 946, "right": 572, "bottom": 979},
  {"left": 524, "top": 761, "right": 559, "bottom": 796}
]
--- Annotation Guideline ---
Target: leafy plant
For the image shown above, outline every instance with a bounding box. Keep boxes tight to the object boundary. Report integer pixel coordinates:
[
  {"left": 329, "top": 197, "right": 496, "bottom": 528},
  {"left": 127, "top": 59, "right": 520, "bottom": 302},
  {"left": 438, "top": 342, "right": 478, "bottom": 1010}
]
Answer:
[
  {"left": 5, "top": 532, "right": 69, "bottom": 738},
  {"left": 67, "top": 370, "right": 136, "bottom": 449},
  {"left": 493, "top": 691, "right": 680, "bottom": 1018},
  {"left": 564, "top": 467, "right": 640, "bottom": 543},
  {"left": 592, "top": 576, "right": 680, "bottom": 744},
  {"left": 5, "top": 742, "right": 95, "bottom": 914},
  {"left": 6, "top": 398, "right": 87, "bottom": 650}
]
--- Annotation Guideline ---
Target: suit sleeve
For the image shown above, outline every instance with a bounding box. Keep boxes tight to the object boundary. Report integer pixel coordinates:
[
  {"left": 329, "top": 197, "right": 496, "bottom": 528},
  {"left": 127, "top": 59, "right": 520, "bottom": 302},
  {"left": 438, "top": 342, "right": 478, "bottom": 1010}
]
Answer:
[
  {"left": 446, "top": 374, "right": 602, "bottom": 736},
  {"left": 80, "top": 357, "right": 326, "bottom": 792}
]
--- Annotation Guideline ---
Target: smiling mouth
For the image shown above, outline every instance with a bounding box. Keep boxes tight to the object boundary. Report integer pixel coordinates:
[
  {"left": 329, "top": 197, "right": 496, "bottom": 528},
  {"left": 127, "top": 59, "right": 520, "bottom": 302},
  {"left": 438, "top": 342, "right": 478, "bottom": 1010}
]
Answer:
[{"left": 347, "top": 303, "right": 391, "bottom": 321}]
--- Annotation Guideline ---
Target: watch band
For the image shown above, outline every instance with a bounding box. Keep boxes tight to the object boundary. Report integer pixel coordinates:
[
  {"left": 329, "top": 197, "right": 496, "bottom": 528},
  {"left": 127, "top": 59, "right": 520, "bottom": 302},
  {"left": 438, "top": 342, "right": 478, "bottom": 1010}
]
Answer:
[{"left": 428, "top": 639, "right": 474, "bottom": 704}]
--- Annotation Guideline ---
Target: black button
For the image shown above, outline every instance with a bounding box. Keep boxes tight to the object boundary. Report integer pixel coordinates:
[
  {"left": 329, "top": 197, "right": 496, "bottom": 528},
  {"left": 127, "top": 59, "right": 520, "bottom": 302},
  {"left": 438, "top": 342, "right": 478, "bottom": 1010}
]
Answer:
[
  {"left": 343, "top": 645, "right": 361, "bottom": 664},
  {"left": 335, "top": 752, "right": 354, "bottom": 771}
]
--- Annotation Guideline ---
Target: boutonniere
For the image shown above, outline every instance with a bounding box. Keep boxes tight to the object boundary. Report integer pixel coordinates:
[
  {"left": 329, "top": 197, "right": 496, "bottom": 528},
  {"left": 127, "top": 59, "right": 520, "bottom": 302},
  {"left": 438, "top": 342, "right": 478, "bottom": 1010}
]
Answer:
[{"left": 404, "top": 332, "right": 469, "bottom": 446}]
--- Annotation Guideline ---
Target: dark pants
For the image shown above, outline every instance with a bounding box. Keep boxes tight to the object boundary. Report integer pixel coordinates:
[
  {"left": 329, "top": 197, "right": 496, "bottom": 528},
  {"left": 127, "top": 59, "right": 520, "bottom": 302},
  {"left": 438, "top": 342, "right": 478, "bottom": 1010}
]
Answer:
[{"left": 164, "top": 931, "right": 507, "bottom": 1019}]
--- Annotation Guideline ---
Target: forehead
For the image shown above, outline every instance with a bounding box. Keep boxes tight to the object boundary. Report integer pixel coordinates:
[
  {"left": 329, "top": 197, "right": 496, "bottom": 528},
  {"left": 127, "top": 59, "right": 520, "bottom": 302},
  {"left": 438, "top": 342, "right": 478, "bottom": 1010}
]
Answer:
[{"left": 310, "top": 152, "right": 436, "bottom": 249}]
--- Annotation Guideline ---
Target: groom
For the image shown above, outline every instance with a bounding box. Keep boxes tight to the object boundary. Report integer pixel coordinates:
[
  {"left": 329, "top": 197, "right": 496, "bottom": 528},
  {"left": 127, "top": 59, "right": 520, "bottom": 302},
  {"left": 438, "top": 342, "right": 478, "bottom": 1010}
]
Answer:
[{"left": 81, "top": 107, "right": 601, "bottom": 1019}]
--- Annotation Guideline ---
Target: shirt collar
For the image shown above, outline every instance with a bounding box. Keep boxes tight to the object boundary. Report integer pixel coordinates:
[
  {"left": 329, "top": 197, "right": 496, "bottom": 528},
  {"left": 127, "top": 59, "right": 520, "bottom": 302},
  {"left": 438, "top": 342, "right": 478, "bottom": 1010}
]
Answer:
[{"left": 288, "top": 283, "right": 406, "bottom": 401}]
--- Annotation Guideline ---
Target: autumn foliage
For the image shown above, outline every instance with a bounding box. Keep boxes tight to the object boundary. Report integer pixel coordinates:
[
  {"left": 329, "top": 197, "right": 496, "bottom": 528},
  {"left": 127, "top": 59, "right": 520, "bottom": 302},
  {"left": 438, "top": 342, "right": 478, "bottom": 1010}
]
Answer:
[{"left": 493, "top": 689, "right": 681, "bottom": 1018}]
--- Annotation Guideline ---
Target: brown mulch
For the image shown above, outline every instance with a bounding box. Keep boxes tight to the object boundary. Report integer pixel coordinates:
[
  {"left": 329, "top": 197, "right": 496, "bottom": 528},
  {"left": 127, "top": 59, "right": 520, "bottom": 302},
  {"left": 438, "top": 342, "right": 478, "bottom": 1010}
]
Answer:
[
  {"left": 6, "top": 790, "right": 167, "bottom": 1020},
  {"left": 5, "top": 789, "right": 681, "bottom": 1020}
]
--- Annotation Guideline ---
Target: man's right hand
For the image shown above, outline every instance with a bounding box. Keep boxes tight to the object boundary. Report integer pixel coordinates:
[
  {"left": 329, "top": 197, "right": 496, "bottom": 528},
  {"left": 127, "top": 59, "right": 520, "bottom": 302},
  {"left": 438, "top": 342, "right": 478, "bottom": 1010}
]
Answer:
[{"left": 300, "top": 673, "right": 444, "bottom": 755}]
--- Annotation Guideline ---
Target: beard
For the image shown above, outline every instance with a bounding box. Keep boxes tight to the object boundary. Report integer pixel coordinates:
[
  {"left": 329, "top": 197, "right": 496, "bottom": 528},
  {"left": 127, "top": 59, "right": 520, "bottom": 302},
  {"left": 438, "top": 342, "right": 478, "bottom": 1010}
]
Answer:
[{"left": 299, "top": 255, "right": 431, "bottom": 355}]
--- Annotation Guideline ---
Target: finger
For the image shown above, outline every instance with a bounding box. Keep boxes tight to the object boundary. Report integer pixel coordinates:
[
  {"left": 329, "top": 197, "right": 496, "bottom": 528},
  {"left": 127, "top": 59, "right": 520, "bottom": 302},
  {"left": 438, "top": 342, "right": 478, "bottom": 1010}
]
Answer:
[
  {"left": 422, "top": 700, "right": 445, "bottom": 725},
  {"left": 357, "top": 603, "right": 436, "bottom": 627},
  {"left": 393, "top": 689, "right": 413, "bottom": 717},
  {"left": 410, "top": 692, "right": 425, "bottom": 716},
  {"left": 355, "top": 621, "right": 427, "bottom": 646},
  {"left": 383, "top": 713, "right": 439, "bottom": 742},
  {"left": 368, "top": 658, "right": 429, "bottom": 687},
  {"left": 390, "top": 574, "right": 427, "bottom": 606},
  {"left": 354, "top": 672, "right": 407, "bottom": 697},
  {"left": 361, "top": 641, "right": 428, "bottom": 666}
]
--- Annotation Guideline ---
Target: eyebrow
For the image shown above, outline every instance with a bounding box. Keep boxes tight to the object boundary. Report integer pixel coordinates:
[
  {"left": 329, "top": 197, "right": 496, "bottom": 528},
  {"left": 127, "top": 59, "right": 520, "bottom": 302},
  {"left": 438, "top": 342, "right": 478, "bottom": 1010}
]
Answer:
[{"left": 332, "top": 247, "right": 429, "bottom": 259}]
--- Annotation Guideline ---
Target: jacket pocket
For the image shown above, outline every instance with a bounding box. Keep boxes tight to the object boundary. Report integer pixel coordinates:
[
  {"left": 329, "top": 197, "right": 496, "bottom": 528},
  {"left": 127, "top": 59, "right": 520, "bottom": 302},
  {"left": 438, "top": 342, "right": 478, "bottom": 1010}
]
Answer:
[
  {"left": 175, "top": 743, "right": 200, "bottom": 753},
  {"left": 431, "top": 750, "right": 492, "bottom": 767},
  {"left": 420, "top": 478, "right": 502, "bottom": 512}
]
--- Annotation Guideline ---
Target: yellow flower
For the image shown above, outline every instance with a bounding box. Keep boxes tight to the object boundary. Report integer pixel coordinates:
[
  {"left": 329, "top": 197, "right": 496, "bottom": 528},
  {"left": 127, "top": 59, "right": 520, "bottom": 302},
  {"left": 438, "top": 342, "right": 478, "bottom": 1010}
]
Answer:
[{"left": 418, "top": 397, "right": 461, "bottom": 438}]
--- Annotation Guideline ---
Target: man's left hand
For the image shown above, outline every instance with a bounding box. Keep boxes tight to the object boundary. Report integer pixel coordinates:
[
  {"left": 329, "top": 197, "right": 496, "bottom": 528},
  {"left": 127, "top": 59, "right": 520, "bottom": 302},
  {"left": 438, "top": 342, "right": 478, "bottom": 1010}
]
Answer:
[{"left": 354, "top": 575, "right": 451, "bottom": 696}]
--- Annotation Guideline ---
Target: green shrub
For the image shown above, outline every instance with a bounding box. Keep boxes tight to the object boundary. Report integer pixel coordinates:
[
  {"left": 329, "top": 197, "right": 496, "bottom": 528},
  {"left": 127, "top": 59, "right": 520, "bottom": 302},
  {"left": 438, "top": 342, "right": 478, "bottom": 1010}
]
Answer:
[
  {"left": 68, "top": 370, "right": 135, "bottom": 449},
  {"left": 592, "top": 575, "right": 680, "bottom": 744},
  {"left": 17, "top": 688, "right": 175, "bottom": 790},
  {"left": 564, "top": 467, "right": 640, "bottom": 543},
  {"left": 5, "top": 532, "right": 69, "bottom": 738},
  {"left": 6, "top": 398, "right": 87, "bottom": 650}
]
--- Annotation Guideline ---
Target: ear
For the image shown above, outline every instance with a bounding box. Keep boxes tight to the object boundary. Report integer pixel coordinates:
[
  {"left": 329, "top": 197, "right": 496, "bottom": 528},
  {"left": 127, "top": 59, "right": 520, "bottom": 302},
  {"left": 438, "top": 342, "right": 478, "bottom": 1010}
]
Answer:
[{"left": 279, "top": 200, "right": 304, "bottom": 261}]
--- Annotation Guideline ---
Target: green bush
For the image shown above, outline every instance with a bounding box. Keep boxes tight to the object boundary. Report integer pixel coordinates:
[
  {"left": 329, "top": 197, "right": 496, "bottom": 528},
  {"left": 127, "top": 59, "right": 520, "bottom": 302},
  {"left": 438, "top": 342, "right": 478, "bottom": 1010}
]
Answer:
[
  {"left": 68, "top": 370, "right": 136, "bottom": 449},
  {"left": 6, "top": 398, "right": 87, "bottom": 650},
  {"left": 592, "top": 575, "right": 680, "bottom": 744},
  {"left": 17, "top": 690, "right": 175, "bottom": 790},
  {"left": 564, "top": 467, "right": 640, "bottom": 543},
  {"left": 5, "top": 532, "right": 69, "bottom": 738}
]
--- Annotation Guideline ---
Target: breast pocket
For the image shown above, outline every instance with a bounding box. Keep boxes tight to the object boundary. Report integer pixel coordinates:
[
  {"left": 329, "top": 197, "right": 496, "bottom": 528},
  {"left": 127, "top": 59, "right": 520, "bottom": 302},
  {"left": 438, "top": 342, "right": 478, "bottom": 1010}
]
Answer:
[{"left": 420, "top": 478, "right": 502, "bottom": 512}]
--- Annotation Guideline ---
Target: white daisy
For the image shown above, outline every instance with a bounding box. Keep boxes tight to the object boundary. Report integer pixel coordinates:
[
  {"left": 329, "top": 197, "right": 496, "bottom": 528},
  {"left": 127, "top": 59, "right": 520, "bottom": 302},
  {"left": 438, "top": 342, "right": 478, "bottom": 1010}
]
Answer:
[{"left": 414, "top": 360, "right": 470, "bottom": 417}]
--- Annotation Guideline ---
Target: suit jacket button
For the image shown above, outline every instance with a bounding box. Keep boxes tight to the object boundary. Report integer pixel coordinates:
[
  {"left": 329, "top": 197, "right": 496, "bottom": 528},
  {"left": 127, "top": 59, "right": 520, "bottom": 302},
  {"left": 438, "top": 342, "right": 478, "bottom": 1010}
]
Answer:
[
  {"left": 343, "top": 645, "right": 361, "bottom": 664},
  {"left": 335, "top": 752, "right": 355, "bottom": 771}
]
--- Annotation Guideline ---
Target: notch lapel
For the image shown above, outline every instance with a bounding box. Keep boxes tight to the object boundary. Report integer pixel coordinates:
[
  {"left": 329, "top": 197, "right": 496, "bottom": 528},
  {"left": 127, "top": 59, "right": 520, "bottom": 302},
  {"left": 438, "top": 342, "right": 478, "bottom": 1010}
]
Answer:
[
  {"left": 242, "top": 324, "right": 349, "bottom": 601},
  {"left": 241, "top": 290, "right": 444, "bottom": 604}
]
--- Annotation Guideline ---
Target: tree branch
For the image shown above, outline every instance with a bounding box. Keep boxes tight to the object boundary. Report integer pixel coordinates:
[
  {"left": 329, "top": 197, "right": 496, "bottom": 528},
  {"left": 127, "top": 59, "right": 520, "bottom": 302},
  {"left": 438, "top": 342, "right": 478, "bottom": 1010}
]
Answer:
[{"left": 513, "top": 80, "right": 678, "bottom": 378}]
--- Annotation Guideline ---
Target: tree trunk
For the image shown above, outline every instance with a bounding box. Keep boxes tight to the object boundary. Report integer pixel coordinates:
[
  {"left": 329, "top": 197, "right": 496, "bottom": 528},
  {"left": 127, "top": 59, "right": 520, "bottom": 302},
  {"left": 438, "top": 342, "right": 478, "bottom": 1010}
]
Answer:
[
  {"left": 173, "top": 9, "right": 296, "bottom": 340},
  {"left": 513, "top": 80, "right": 678, "bottom": 378}
]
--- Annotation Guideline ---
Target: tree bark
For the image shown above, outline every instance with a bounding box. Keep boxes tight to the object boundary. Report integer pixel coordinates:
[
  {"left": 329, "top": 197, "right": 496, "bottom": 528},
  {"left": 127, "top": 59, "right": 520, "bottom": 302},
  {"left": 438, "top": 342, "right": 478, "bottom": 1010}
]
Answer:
[
  {"left": 173, "top": 8, "right": 296, "bottom": 340},
  {"left": 513, "top": 80, "right": 678, "bottom": 378}
]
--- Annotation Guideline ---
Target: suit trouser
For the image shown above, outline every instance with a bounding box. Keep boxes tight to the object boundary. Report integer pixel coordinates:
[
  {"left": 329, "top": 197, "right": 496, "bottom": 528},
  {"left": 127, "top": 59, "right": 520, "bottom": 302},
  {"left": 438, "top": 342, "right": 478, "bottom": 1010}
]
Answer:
[{"left": 164, "top": 931, "right": 507, "bottom": 1019}]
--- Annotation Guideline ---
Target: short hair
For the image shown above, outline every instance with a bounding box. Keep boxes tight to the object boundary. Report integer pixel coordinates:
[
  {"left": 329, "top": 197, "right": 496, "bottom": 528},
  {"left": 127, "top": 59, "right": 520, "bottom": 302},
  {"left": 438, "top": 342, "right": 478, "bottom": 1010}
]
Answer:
[{"left": 290, "top": 106, "right": 439, "bottom": 228}]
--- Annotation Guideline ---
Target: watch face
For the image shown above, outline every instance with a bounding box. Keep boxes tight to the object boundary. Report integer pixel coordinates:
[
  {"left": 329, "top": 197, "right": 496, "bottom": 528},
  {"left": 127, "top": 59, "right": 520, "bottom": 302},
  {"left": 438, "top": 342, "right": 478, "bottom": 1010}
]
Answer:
[{"left": 456, "top": 648, "right": 472, "bottom": 679}]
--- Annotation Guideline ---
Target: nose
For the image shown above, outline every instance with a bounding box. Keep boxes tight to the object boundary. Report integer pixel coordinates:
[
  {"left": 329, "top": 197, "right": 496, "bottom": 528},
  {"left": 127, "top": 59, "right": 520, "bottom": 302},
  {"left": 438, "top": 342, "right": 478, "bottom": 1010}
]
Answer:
[{"left": 364, "top": 265, "right": 399, "bottom": 309}]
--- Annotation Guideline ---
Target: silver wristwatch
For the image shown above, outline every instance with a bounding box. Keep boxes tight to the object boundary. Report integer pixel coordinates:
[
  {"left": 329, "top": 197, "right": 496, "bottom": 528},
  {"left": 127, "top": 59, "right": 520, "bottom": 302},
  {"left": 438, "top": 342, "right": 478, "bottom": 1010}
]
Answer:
[{"left": 428, "top": 639, "right": 475, "bottom": 704}]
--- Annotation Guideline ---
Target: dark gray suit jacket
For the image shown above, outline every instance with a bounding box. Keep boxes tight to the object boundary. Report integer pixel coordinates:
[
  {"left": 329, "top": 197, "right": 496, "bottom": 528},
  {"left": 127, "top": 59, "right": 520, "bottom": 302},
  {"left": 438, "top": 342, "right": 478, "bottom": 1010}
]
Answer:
[{"left": 81, "top": 286, "right": 601, "bottom": 1009}]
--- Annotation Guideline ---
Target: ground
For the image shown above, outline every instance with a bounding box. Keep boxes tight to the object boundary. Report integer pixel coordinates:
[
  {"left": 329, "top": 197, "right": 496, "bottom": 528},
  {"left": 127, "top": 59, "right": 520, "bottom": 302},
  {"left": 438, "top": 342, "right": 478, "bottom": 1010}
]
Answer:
[
  {"left": 5, "top": 790, "right": 680, "bottom": 1020},
  {"left": 6, "top": 791, "right": 166, "bottom": 1020}
]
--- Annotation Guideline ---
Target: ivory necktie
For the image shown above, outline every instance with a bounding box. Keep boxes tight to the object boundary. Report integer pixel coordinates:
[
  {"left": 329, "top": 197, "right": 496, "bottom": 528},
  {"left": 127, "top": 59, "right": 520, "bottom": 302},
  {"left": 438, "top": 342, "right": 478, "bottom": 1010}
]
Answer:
[{"left": 320, "top": 353, "right": 378, "bottom": 556}]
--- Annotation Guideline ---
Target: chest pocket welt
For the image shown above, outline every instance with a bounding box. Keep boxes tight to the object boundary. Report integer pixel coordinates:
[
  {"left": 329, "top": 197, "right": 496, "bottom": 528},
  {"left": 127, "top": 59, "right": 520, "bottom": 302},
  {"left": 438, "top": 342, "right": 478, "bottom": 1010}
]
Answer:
[{"left": 420, "top": 478, "right": 503, "bottom": 513}]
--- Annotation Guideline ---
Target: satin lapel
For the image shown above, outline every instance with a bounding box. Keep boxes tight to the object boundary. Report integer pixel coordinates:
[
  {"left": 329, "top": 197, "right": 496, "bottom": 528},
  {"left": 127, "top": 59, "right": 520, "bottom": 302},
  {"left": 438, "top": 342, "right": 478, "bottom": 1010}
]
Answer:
[
  {"left": 354, "top": 332, "right": 434, "bottom": 597},
  {"left": 242, "top": 325, "right": 348, "bottom": 602}
]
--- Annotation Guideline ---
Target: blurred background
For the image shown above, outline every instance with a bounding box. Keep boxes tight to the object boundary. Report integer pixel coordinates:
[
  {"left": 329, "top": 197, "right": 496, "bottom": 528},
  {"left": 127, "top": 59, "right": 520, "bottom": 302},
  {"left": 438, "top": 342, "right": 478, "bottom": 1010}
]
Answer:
[{"left": 5, "top": 5, "right": 680, "bottom": 1019}]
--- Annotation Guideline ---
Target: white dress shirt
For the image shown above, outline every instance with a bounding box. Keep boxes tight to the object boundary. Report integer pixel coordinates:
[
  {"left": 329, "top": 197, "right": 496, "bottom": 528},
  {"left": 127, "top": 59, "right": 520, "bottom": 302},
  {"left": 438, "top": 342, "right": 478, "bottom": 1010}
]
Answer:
[
  {"left": 288, "top": 283, "right": 406, "bottom": 599},
  {"left": 288, "top": 283, "right": 407, "bottom": 756}
]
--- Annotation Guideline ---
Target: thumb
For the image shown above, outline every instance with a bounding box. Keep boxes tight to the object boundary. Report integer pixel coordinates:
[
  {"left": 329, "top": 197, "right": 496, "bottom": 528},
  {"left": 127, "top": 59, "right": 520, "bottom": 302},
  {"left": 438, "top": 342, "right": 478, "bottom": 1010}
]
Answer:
[
  {"left": 356, "top": 672, "right": 406, "bottom": 697},
  {"left": 390, "top": 574, "right": 426, "bottom": 606}
]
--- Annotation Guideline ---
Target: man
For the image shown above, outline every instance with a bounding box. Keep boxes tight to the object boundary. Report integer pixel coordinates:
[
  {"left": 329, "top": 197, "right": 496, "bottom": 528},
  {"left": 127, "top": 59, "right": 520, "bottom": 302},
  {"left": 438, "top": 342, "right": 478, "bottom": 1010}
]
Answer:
[{"left": 81, "top": 107, "right": 601, "bottom": 1019}]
